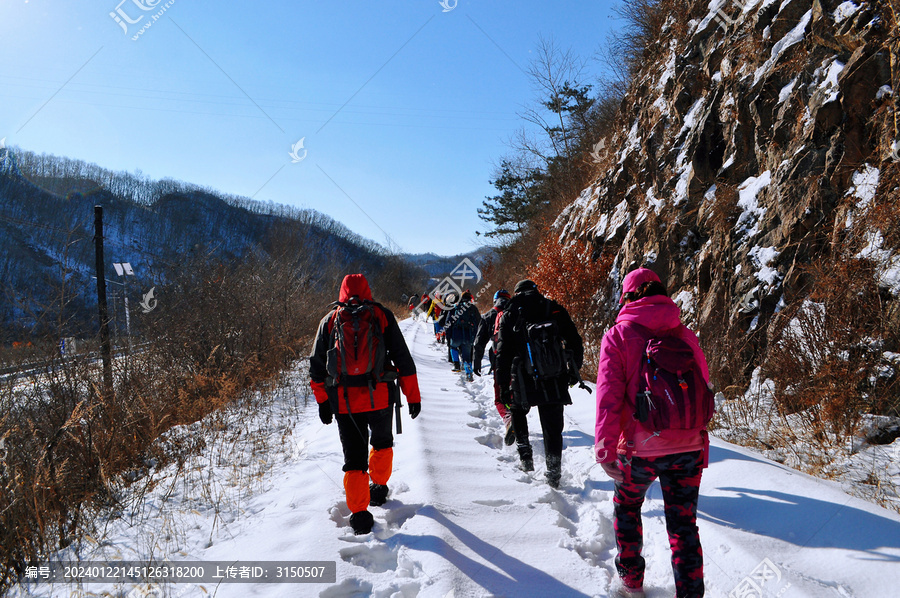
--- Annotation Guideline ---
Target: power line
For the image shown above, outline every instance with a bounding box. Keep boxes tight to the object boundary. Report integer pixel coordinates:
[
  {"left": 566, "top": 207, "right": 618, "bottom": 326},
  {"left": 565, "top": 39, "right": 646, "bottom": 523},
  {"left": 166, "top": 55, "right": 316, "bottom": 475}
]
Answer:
[
  {"left": 0, "top": 73, "right": 518, "bottom": 117},
  {"left": 0, "top": 92, "right": 518, "bottom": 130}
]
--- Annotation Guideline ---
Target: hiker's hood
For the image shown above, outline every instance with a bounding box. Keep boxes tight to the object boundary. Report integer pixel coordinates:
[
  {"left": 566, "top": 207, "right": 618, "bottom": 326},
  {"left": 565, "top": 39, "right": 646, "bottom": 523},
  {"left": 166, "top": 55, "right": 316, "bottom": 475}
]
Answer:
[
  {"left": 616, "top": 295, "right": 682, "bottom": 334},
  {"left": 339, "top": 274, "right": 373, "bottom": 303}
]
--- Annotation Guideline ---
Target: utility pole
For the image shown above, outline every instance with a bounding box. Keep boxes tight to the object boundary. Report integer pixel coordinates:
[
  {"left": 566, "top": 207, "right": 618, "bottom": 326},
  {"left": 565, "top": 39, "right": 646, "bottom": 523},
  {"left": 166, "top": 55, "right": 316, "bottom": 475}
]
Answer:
[
  {"left": 94, "top": 206, "right": 113, "bottom": 398},
  {"left": 113, "top": 262, "right": 135, "bottom": 374}
]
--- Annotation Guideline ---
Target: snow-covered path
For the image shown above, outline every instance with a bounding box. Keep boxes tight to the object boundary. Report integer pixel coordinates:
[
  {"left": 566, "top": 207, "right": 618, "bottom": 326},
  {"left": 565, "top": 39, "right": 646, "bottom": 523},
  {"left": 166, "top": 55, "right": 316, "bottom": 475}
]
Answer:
[
  {"left": 14, "top": 317, "right": 900, "bottom": 598},
  {"left": 374, "top": 318, "right": 613, "bottom": 598},
  {"left": 315, "top": 318, "right": 900, "bottom": 597}
]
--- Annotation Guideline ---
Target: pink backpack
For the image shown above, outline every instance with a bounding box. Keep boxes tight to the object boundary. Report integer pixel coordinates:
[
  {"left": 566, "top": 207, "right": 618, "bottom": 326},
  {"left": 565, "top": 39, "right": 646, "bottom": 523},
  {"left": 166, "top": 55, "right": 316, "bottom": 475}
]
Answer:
[{"left": 633, "top": 333, "right": 715, "bottom": 432}]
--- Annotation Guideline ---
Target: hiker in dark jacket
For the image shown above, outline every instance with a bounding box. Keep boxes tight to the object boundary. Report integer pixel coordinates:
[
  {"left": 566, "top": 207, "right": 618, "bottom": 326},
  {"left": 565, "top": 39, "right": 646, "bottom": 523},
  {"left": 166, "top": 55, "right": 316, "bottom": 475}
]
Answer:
[
  {"left": 473, "top": 289, "right": 515, "bottom": 444},
  {"left": 495, "top": 279, "right": 583, "bottom": 488},
  {"left": 442, "top": 290, "right": 481, "bottom": 381},
  {"left": 309, "top": 274, "right": 422, "bottom": 535},
  {"left": 437, "top": 293, "right": 457, "bottom": 364}
]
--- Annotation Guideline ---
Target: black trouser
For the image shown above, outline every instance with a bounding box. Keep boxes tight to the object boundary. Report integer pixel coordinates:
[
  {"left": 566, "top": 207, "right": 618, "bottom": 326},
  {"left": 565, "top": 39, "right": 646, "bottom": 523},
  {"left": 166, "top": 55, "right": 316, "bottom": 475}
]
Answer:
[
  {"left": 336, "top": 408, "right": 394, "bottom": 472},
  {"left": 511, "top": 403, "right": 564, "bottom": 463}
]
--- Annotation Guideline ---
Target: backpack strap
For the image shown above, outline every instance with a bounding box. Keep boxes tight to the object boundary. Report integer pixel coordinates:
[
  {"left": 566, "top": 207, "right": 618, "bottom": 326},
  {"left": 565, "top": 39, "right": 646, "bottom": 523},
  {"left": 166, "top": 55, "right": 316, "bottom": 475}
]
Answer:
[
  {"left": 544, "top": 300, "right": 562, "bottom": 402},
  {"left": 619, "top": 321, "right": 651, "bottom": 470}
]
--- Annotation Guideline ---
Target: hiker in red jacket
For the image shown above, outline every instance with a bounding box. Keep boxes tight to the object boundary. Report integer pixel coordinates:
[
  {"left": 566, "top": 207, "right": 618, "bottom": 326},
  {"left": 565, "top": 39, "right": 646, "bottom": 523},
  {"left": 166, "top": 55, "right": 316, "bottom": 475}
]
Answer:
[
  {"left": 473, "top": 289, "right": 515, "bottom": 444},
  {"left": 309, "top": 274, "right": 422, "bottom": 535},
  {"left": 595, "top": 268, "right": 710, "bottom": 598}
]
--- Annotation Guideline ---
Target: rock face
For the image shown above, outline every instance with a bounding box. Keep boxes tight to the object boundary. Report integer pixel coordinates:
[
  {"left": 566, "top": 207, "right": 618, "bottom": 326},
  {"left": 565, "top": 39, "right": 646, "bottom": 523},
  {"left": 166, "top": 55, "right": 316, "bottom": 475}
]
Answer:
[{"left": 557, "top": 0, "right": 897, "bottom": 375}]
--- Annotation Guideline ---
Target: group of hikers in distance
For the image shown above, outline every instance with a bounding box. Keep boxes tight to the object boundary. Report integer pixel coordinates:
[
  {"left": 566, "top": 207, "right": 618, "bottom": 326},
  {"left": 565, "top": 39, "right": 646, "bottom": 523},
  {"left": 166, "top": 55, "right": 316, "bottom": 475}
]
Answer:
[{"left": 311, "top": 267, "right": 715, "bottom": 597}]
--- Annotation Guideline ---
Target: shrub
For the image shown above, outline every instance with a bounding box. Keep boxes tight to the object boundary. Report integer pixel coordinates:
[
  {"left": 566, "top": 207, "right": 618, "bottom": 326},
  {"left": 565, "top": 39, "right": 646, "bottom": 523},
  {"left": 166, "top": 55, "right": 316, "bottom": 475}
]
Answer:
[{"left": 526, "top": 236, "right": 614, "bottom": 378}]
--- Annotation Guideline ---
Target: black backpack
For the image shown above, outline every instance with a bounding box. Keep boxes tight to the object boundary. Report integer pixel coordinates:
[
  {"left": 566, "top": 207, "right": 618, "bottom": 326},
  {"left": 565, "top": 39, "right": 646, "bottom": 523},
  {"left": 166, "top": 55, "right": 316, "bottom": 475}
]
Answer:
[{"left": 520, "top": 301, "right": 568, "bottom": 382}]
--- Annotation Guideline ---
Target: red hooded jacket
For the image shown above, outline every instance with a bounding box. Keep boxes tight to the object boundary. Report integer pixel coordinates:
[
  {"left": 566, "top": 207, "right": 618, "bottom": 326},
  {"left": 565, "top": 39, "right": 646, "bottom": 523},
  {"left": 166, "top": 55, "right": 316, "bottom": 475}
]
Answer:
[{"left": 309, "top": 274, "right": 421, "bottom": 414}]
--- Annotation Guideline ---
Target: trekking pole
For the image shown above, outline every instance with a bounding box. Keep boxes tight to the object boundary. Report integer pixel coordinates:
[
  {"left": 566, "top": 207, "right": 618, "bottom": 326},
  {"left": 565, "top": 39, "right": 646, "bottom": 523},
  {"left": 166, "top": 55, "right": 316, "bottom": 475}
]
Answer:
[{"left": 394, "top": 386, "right": 403, "bottom": 434}]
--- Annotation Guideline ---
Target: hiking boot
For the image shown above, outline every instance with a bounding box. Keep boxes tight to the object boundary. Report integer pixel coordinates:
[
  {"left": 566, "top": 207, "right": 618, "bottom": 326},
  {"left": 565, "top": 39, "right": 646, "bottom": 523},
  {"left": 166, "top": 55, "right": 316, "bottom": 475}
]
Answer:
[
  {"left": 614, "top": 559, "right": 645, "bottom": 598},
  {"left": 349, "top": 510, "right": 374, "bottom": 535},
  {"left": 369, "top": 483, "right": 389, "bottom": 507},
  {"left": 546, "top": 469, "right": 561, "bottom": 488},
  {"left": 546, "top": 455, "right": 561, "bottom": 488},
  {"left": 615, "top": 585, "right": 645, "bottom": 598},
  {"left": 451, "top": 361, "right": 462, "bottom": 372},
  {"left": 503, "top": 420, "right": 516, "bottom": 446},
  {"left": 518, "top": 445, "right": 533, "bottom": 472},
  {"left": 465, "top": 372, "right": 474, "bottom": 382}
]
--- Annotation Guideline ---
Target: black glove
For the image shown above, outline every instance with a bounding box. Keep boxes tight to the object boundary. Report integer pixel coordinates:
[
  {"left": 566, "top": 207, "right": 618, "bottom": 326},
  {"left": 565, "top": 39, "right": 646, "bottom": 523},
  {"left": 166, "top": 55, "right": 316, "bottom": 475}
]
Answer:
[
  {"left": 408, "top": 402, "right": 421, "bottom": 419},
  {"left": 318, "top": 401, "right": 333, "bottom": 425}
]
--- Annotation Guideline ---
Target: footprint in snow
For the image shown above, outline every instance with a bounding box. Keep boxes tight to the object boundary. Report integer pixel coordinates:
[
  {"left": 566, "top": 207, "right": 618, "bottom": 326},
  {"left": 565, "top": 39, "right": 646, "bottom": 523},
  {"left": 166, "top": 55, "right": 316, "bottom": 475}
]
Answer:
[
  {"left": 475, "top": 433, "right": 504, "bottom": 450},
  {"left": 371, "top": 580, "right": 421, "bottom": 598},
  {"left": 472, "top": 499, "right": 513, "bottom": 507},
  {"left": 381, "top": 502, "right": 422, "bottom": 531},
  {"left": 339, "top": 543, "right": 398, "bottom": 573},
  {"left": 329, "top": 502, "right": 351, "bottom": 527},
  {"left": 537, "top": 489, "right": 579, "bottom": 521},
  {"left": 320, "top": 577, "right": 374, "bottom": 598}
]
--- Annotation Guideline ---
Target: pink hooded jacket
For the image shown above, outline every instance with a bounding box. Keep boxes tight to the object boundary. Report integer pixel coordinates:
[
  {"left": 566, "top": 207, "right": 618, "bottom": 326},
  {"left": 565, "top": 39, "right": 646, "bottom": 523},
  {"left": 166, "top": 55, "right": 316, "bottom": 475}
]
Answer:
[{"left": 594, "top": 295, "right": 710, "bottom": 463}]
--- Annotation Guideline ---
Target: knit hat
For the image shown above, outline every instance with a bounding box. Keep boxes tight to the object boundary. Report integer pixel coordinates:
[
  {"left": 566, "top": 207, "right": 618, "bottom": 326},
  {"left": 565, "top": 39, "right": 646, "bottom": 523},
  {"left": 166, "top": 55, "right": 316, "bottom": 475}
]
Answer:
[
  {"left": 620, "top": 268, "right": 661, "bottom": 303},
  {"left": 514, "top": 279, "right": 538, "bottom": 294}
]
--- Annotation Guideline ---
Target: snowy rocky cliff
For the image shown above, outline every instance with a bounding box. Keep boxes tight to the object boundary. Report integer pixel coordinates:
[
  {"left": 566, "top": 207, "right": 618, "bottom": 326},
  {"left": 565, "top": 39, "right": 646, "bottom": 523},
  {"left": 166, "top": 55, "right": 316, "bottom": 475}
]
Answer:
[{"left": 559, "top": 0, "right": 898, "bottom": 380}]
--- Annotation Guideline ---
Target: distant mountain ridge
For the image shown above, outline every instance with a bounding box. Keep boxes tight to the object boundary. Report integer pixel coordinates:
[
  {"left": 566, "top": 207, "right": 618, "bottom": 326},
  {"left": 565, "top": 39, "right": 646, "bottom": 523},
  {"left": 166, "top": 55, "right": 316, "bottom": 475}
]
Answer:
[{"left": 404, "top": 247, "right": 496, "bottom": 279}]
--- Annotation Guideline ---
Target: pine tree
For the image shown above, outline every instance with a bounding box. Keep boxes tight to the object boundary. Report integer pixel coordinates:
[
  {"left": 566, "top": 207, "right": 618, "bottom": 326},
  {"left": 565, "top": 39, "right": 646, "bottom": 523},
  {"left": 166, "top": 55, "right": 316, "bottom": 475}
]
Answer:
[{"left": 476, "top": 160, "right": 547, "bottom": 238}]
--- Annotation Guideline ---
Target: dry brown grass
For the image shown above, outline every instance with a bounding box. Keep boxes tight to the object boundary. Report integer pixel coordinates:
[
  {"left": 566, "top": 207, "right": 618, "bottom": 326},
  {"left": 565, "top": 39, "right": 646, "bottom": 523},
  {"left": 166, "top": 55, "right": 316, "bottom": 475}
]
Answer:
[{"left": 0, "top": 237, "right": 333, "bottom": 592}]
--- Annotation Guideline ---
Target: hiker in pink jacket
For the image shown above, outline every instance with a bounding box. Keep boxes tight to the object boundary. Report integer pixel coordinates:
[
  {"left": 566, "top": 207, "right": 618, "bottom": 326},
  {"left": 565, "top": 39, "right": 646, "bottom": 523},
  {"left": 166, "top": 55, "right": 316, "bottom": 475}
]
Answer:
[{"left": 595, "top": 268, "right": 710, "bottom": 598}]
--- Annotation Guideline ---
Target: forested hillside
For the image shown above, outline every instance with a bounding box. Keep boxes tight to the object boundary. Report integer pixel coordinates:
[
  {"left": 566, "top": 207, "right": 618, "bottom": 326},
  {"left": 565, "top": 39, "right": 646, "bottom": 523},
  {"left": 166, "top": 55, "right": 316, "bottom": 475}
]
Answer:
[
  {"left": 0, "top": 145, "right": 431, "bottom": 587},
  {"left": 0, "top": 148, "right": 419, "bottom": 342}
]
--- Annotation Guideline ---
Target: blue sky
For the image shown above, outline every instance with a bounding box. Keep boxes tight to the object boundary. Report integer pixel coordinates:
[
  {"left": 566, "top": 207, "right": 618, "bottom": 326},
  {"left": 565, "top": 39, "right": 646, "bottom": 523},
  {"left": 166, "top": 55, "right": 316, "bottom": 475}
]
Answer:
[{"left": 1, "top": 0, "right": 619, "bottom": 255}]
